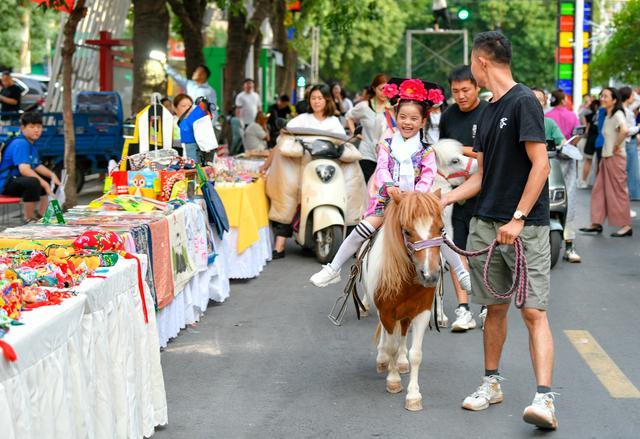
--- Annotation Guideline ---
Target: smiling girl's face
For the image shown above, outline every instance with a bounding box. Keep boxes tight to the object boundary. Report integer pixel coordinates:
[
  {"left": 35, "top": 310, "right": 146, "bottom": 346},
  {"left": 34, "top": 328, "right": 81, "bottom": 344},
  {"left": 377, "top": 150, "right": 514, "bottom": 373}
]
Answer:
[{"left": 396, "top": 102, "right": 426, "bottom": 139}]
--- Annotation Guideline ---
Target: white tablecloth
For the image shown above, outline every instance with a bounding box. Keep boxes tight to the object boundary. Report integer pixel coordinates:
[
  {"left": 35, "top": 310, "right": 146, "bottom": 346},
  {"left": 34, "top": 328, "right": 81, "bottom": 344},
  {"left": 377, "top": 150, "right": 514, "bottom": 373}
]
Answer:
[
  {"left": 222, "top": 226, "right": 272, "bottom": 279},
  {"left": 155, "top": 233, "right": 230, "bottom": 348},
  {"left": 0, "top": 258, "right": 167, "bottom": 439}
]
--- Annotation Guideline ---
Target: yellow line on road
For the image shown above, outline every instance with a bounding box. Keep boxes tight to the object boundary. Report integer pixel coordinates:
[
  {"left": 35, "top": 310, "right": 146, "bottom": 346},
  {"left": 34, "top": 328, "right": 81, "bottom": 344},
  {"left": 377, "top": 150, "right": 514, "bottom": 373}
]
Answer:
[{"left": 565, "top": 330, "right": 640, "bottom": 398}]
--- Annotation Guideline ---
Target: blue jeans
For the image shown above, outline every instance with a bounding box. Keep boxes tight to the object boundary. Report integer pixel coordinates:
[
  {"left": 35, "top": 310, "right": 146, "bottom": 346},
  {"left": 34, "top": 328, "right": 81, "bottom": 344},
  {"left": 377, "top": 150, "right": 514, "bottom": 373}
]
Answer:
[{"left": 625, "top": 138, "right": 640, "bottom": 200}]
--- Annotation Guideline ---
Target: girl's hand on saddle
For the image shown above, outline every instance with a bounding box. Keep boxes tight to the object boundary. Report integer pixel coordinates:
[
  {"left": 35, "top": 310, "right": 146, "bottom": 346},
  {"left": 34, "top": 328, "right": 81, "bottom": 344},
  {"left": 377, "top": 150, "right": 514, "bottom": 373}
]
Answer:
[
  {"left": 497, "top": 219, "right": 524, "bottom": 245},
  {"left": 387, "top": 186, "right": 400, "bottom": 198}
]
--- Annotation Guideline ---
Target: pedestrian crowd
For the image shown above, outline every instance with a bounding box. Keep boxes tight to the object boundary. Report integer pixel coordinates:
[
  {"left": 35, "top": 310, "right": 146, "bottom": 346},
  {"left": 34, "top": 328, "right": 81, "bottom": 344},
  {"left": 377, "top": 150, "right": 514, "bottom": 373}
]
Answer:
[{"left": 259, "top": 30, "right": 637, "bottom": 432}]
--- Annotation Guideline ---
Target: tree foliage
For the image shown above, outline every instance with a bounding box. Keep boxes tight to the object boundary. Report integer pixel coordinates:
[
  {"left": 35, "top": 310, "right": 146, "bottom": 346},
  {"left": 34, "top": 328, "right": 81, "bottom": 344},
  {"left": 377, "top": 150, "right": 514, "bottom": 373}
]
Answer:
[
  {"left": 290, "top": 0, "right": 557, "bottom": 92},
  {"left": 0, "top": 1, "right": 57, "bottom": 70},
  {"left": 591, "top": 0, "right": 640, "bottom": 85}
]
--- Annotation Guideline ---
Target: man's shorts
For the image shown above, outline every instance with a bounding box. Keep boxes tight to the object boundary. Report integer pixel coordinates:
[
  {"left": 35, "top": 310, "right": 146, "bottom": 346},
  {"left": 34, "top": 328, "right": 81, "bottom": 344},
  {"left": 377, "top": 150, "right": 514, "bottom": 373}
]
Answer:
[
  {"left": 466, "top": 217, "right": 551, "bottom": 310},
  {"left": 451, "top": 197, "right": 477, "bottom": 250},
  {"left": 2, "top": 176, "right": 46, "bottom": 202}
]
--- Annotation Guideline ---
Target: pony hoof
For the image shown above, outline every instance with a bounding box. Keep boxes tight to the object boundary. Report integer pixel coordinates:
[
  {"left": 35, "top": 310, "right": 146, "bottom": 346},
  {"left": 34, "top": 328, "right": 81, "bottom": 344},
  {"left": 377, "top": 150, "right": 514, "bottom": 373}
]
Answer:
[
  {"left": 405, "top": 398, "right": 423, "bottom": 411},
  {"left": 376, "top": 362, "right": 388, "bottom": 373},
  {"left": 386, "top": 381, "right": 403, "bottom": 394},
  {"left": 398, "top": 362, "right": 410, "bottom": 374}
]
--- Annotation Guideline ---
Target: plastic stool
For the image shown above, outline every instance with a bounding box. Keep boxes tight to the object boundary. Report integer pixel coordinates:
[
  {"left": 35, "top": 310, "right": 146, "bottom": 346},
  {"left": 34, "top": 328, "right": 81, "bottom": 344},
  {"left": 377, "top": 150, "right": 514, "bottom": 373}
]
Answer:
[{"left": 0, "top": 195, "right": 21, "bottom": 225}]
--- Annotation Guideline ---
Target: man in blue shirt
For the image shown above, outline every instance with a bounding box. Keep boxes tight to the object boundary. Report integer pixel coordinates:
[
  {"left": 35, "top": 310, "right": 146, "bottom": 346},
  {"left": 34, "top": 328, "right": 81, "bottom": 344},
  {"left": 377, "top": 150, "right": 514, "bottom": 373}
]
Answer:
[{"left": 0, "top": 112, "right": 60, "bottom": 221}]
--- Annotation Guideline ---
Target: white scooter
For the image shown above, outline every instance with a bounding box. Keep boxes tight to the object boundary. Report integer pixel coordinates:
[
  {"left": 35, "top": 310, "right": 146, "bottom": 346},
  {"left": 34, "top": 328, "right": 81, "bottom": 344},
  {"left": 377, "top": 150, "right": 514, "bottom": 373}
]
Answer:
[{"left": 280, "top": 127, "right": 363, "bottom": 263}]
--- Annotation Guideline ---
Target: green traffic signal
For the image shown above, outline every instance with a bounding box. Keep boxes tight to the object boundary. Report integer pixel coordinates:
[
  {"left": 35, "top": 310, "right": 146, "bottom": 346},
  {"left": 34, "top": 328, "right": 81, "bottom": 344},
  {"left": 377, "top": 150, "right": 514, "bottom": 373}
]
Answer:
[{"left": 458, "top": 8, "right": 470, "bottom": 21}]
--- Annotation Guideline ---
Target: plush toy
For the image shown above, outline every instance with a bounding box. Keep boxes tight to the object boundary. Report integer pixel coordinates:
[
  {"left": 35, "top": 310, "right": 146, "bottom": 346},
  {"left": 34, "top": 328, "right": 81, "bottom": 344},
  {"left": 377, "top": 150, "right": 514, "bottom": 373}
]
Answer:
[{"left": 73, "top": 229, "right": 124, "bottom": 252}]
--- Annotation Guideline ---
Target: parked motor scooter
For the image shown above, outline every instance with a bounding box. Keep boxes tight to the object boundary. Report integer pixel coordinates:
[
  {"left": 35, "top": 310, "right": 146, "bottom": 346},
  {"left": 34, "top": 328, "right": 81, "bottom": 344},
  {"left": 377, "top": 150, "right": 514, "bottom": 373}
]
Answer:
[
  {"left": 546, "top": 139, "right": 567, "bottom": 269},
  {"left": 279, "top": 126, "right": 364, "bottom": 263}
]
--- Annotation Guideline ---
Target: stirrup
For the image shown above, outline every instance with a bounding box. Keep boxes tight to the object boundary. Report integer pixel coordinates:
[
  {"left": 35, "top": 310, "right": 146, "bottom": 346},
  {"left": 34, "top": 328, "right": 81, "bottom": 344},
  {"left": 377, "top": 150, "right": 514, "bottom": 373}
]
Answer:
[{"left": 328, "top": 292, "right": 350, "bottom": 326}]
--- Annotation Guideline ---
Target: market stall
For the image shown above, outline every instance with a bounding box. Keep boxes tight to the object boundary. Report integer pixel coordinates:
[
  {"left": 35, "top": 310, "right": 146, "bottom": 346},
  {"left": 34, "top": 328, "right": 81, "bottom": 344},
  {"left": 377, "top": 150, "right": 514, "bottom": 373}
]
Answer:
[
  {"left": 214, "top": 157, "right": 272, "bottom": 279},
  {"left": 0, "top": 250, "right": 167, "bottom": 439}
]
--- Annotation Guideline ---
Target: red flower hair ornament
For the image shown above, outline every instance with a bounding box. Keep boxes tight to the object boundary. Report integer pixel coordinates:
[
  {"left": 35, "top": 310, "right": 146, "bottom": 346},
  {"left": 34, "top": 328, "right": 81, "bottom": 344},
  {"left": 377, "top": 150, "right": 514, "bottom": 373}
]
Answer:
[{"left": 384, "top": 77, "right": 445, "bottom": 106}]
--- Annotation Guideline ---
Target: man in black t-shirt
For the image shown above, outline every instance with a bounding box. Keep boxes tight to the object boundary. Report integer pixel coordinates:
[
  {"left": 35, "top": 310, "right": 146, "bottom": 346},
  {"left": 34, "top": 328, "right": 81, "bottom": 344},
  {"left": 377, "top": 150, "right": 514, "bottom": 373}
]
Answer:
[
  {"left": 267, "top": 94, "right": 292, "bottom": 148},
  {"left": 443, "top": 32, "right": 557, "bottom": 430},
  {"left": 0, "top": 72, "right": 22, "bottom": 122},
  {"left": 439, "top": 65, "right": 488, "bottom": 332}
]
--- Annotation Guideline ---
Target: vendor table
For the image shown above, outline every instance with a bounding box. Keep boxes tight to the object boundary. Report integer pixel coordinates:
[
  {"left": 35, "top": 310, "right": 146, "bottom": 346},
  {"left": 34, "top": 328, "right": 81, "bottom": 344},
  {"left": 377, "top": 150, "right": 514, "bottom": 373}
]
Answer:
[
  {"left": 216, "top": 178, "right": 272, "bottom": 279},
  {"left": 0, "top": 259, "right": 167, "bottom": 439}
]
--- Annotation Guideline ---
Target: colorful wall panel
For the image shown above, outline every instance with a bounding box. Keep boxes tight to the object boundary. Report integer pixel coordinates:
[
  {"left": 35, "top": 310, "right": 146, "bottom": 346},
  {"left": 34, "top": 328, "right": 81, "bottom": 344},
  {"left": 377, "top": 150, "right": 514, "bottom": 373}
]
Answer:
[{"left": 555, "top": 1, "right": 592, "bottom": 101}]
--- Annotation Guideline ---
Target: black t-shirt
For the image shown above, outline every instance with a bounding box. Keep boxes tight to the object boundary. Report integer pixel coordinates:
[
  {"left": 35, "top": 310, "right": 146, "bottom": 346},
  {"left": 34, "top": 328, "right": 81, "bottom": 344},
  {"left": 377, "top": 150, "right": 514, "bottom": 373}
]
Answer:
[
  {"left": 473, "top": 83, "right": 549, "bottom": 226},
  {"left": 440, "top": 100, "right": 488, "bottom": 147},
  {"left": 0, "top": 84, "right": 22, "bottom": 115}
]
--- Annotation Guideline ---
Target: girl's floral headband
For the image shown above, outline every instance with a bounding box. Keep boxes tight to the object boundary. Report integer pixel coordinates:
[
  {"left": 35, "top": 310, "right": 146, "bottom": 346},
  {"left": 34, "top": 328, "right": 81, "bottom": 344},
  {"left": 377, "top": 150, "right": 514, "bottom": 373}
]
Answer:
[{"left": 382, "top": 78, "right": 445, "bottom": 106}]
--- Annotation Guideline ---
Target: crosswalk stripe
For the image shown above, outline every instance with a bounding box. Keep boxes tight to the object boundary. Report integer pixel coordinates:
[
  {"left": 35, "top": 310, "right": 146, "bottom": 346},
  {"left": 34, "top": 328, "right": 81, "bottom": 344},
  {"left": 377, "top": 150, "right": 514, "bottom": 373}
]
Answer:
[{"left": 565, "top": 330, "right": 640, "bottom": 398}]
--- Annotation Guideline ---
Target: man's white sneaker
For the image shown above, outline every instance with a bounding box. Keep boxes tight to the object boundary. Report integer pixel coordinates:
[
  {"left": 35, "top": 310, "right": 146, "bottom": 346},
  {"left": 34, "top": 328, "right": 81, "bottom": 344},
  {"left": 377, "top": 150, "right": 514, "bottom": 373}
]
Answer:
[
  {"left": 523, "top": 392, "right": 558, "bottom": 430},
  {"left": 479, "top": 306, "right": 487, "bottom": 330},
  {"left": 309, "top": 265, "right": 341, "bottom": 287},
  {"left": 458, "top": 271, "right": 472, "bottom": 292},
  {"left": 462, "top": 376, "right": 504, "bottom": 411},
  {"left": 451, "top": 306, "right": 477, "bottom": 332}
]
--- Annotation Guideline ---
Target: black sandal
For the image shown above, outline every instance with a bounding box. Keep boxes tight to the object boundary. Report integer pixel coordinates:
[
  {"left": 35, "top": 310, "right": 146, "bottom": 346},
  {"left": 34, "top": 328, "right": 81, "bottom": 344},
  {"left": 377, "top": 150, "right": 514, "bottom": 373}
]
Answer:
[{"left": 579, "top": 225, "right": 603, "bottom": 234}]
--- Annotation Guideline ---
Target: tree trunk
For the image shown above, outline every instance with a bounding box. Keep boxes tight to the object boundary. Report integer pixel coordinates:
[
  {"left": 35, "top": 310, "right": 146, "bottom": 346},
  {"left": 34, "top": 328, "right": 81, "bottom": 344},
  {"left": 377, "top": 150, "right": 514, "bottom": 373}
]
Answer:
[
  {"left": 222, "top": 0, "right": 274, "bottom": 114},
  {"left": 19, "top": 2, "right": 31, "bottom": 74},
  {"left": 272, "top": 0, "right": 297, "bottom": 97},
  {"left": 61, "top": 0, "right": 87, "bottom": 209},
  {"left": 132, "top": 0, "right": 169, "bottom": 114},
  {"left": 167, "top": 0, "right": 206, "bottom": 77}
]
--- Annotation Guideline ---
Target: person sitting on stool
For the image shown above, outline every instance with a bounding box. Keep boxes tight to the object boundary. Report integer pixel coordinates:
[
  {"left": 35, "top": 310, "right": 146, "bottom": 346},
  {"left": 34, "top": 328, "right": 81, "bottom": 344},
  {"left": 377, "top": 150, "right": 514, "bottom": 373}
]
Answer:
[{"left": 0, "top": 112, "right": 60, "bottom": 221}]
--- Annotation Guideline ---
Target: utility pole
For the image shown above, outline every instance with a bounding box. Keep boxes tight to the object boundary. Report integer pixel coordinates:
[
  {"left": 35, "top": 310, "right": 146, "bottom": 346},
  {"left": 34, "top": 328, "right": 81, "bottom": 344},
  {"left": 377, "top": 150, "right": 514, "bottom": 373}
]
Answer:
[
  {"left": 573, "top": 0, "right": 584, "bottom": 114},
  {"left": 310, "top": 26, "right": 319, "bottom": 84}
]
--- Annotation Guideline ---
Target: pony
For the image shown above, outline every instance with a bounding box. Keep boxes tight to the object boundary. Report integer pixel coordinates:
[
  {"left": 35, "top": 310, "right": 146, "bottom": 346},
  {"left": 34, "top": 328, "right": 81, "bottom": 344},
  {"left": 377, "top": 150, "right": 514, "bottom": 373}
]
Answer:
[
  {"left": 360, "top": 190, "right": 444, "bottom": 411},
  {"left": 431, "top": 138, "right": 478, "bottom": 236}
]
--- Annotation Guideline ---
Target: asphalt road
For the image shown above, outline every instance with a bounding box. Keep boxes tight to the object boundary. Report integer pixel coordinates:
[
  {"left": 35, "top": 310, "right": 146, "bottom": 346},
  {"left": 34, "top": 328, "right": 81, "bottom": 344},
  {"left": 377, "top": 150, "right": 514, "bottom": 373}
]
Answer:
[{"left": 156, "top": 189, "right": 640, "bottom": 439}]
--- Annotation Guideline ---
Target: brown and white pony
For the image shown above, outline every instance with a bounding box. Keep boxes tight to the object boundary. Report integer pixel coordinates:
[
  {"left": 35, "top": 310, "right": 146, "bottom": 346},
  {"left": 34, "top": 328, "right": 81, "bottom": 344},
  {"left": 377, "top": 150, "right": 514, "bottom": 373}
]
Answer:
[{"left": 360, "top": 190, "right": 444, "bottom": 411}]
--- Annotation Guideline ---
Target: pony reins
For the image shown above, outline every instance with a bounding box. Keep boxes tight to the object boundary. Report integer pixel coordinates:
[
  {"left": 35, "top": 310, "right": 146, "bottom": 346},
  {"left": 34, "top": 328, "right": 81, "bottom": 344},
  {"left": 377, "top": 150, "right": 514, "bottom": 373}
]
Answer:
[{"left": 404, "top": 233, "right": 529, "bottom": 309}]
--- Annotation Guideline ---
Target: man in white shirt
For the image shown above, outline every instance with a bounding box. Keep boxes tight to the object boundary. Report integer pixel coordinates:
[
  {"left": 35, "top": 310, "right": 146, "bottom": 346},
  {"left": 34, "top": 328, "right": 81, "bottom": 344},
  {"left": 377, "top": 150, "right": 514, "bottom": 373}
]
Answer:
[
  {"left": 432, "top": 0, "right": 450, "bottom": 31},
  {"left": 235, "top": 79, "right": 262, "bottom": 128},
  {"left": 166, "top": 64, "right": 217, "bottom": 119}
]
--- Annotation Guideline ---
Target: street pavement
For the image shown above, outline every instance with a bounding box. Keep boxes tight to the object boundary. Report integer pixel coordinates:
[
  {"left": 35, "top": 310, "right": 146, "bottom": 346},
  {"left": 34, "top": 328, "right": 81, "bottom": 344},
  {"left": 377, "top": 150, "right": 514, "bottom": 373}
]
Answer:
[{"left": 155, "top": 189, "right": 640, "bottom": 439}]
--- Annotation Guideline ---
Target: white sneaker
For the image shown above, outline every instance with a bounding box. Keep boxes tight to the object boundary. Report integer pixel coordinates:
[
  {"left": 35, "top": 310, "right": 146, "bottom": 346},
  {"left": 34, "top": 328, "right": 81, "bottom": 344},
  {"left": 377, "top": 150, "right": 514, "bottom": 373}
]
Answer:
[
  {"left": 479, "top": 306, "right": 487, "bottom": 330},
  {"left": 462, "top": 375, "right": 504, "bottom": 411},
  {"left": 631, "top": 209, "right": 637, "bottom": 219},
  {"left": 458, "top": 271, "right": 472, "bottom": 292},
  {"left": 451, "top": 306, "right": 477, "bottom": 332},
  {"left": 310, "top": 265, "right": 341, "bottom": 287},
  {"left": 523, "top": 392, "right": 558, "bottom": 430},
  {"left": 563, "top": 248, "right": 582, "bottom": 263}
]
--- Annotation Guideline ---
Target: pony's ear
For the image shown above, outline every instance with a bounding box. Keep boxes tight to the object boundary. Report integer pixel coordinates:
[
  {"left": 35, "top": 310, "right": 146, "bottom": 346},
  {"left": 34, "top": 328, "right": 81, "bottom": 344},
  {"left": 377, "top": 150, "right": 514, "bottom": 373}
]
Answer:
[
  {"left": 432, "top": 188, "right": 442, "bottom": 199},
  {"left": 389, "top": 189, "right": 405, "bottom": 204}
]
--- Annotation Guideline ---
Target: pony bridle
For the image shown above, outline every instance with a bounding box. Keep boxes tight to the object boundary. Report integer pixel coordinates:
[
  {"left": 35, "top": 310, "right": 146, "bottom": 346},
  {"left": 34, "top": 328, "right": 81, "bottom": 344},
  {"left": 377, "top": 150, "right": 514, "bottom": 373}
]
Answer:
[
  {"left": 403, "top": 232, "right": 443, "bottom": 255},
  {"left": 438, "top": 158, "right": 473, "bottom": 182}
]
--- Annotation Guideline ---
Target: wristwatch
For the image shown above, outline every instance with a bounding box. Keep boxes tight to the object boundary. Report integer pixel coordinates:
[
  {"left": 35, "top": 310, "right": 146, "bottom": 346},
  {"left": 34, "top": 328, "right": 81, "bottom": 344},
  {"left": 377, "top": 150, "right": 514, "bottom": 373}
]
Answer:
[{"left": 513, "top": 210, "right": 527, "bottom": 221}]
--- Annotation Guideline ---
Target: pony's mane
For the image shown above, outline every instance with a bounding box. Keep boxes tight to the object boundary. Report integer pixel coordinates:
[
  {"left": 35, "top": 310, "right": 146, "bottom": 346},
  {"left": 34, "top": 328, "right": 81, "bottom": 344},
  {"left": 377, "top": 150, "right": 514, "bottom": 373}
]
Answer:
[{"left": 377, "top": 192, "right": 442, "bottom": 300}]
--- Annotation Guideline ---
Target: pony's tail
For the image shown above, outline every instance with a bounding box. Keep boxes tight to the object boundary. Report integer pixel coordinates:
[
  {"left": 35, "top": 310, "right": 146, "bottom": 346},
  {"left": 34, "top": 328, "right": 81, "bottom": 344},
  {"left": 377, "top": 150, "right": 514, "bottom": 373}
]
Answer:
[{"left": 373, "top": 322, "right": 382, "bottom": 345}]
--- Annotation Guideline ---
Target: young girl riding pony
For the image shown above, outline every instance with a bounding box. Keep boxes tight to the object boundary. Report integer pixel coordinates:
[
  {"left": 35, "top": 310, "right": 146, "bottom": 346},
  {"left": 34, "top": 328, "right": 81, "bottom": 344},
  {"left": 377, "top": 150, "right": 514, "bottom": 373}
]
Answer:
[{"left": 310, "top": 78, "right": 471, "bottom": 291}]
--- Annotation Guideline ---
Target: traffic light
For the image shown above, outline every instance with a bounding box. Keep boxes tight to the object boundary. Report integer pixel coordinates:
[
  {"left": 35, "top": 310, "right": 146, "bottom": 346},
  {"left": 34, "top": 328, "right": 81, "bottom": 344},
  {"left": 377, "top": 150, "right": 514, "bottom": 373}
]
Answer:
[{"left": 457, "top": 7, "right": 470, "bottom": 21}]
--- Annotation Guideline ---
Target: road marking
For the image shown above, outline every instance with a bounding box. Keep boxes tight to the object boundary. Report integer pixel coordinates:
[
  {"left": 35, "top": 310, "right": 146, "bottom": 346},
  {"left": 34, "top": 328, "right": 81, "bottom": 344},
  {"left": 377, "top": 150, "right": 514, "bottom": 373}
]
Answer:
[{"left": 565, "top": 330, "right": 640, "bottom": 398}]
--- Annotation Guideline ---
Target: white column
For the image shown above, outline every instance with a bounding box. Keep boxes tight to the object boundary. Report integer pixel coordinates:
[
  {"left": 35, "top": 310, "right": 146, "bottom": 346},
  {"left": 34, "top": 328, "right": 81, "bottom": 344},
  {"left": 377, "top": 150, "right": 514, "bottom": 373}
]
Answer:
[{"left": 573, "top": 0, "right": 584, "bottom": 115}]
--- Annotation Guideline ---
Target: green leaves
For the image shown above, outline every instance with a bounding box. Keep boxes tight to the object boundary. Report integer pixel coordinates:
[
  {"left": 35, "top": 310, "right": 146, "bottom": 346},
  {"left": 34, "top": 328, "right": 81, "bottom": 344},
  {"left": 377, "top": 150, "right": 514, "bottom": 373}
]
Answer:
[{"left": 591, "top": 0, "right": 640, "bottom": 84}]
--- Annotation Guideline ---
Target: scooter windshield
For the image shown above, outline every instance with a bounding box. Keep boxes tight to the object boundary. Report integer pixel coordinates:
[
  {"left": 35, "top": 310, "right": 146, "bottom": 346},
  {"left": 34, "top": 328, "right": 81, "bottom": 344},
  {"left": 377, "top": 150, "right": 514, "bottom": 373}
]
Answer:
[{"left": 309, "top": 139, "right": 344, "bottom": 159}]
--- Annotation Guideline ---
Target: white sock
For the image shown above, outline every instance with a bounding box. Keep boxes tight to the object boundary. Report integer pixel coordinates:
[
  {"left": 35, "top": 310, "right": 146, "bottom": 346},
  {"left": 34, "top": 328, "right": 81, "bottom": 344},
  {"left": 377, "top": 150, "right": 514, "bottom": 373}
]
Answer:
[
  {"left": 328, "top": 220, "right": 376, "bottom": 271},
  {"left": 441, "top": 245, "right": 467, "bottom": 279}
]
